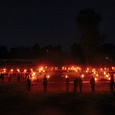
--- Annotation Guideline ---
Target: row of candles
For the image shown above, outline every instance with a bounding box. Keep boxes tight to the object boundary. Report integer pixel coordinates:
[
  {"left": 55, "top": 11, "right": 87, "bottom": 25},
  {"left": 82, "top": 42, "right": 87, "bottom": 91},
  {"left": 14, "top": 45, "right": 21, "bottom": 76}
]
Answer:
[{"left": 0, "top": 66, "right": 115, "bottom": 81}]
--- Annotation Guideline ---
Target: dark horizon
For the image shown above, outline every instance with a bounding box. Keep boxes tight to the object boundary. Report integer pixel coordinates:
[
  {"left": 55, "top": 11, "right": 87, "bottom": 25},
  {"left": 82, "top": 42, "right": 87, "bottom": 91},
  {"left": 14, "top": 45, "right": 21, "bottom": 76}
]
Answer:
[{"left": 0, "top": 0, "right": 115, "bottom": 51}]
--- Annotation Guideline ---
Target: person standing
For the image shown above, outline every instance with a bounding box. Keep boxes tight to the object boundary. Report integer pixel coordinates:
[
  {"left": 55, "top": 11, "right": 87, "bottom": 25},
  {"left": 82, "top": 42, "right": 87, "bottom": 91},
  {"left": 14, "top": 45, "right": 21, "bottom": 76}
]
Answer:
[
  {"left": 65, "top": 77, "right": 69, "bottom": 93},
  {"left": 90, "top": 76, "right": 95, "bottom": 92},
  {"left": 43, "top": 75, "right": 48, "bottom": 94},
  {"left": 17, "top": 73, "right": 21, "bottom": 82},
  {"left": 73, "top": 77, "right": 78, "bottom": 93},
  {"left": 110, "top": 74, "right": 114, "bottom": 92},
  {"left": 26, "top": 76, "right": 31, "bottom": 91},
  {"left": 1, "top": 73, "right": 4, "bottom": 83},
  {"left": 78, "top": 77, "right": 83, "bottom": 92}
]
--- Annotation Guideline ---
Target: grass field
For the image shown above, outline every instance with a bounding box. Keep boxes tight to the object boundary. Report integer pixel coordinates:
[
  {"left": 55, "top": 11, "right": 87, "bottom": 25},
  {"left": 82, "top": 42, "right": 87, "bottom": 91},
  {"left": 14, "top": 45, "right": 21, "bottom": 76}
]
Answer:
[{"left": 0, "top": 81, "right": 115, "bottom": 115}]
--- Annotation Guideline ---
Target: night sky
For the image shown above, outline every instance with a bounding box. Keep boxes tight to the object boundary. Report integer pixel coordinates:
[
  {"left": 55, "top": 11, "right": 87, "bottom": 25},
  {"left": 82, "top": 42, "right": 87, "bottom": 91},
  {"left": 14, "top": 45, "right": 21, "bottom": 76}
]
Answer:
[{"left": 0, "top": 0, "right": 115, "bottom": 51}]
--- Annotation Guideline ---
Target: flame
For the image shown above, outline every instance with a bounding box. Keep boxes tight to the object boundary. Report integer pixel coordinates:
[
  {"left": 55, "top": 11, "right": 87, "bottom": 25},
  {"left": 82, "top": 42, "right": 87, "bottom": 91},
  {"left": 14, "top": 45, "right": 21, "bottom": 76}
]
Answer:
[
  {"left": 81, "top": 74, "right": 84, "bottom": 78},
  {"left": 10, "top": 69, "right": 13, "bottom": 72},
  {"left": 95, "top": 78, "right": 97, "bottom": 81},
  {"left": 17, "top": 69, "right": 20, "bottom": 73},
  {"left": 47, "top": 75, "right": 50, "bottom": 79},
  {"left": 65, "top": 75, "right": 68, "bottom": 78},
  {"left": 24, "top": 69, "right": 27, "bottom": 73}
]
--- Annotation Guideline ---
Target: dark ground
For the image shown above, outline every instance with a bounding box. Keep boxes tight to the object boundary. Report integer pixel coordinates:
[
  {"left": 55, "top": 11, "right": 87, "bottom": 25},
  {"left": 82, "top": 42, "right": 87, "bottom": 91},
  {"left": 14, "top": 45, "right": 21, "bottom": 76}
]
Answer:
[{"left": 0, "top": 81, "right": 115, "bottom": 115}]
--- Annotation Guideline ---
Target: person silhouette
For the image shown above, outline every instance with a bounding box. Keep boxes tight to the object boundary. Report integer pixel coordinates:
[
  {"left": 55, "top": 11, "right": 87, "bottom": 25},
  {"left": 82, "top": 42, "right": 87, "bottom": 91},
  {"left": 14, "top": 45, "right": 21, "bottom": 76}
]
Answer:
[
  {"left": 26, "top": 76, "right": 31, "bottom": 91},
  {"left": 110, "top": 74, "right": 114, "bottom": 92},
  {"left": 90, "top": 76, "right": 95, "bottom": 92},
  {"left": 65, "top": 77, "right": 69, "bottom": 92},
  {"left": 73, "top": 77, "right": 78, "bottom": 93},
  {"left": 1, "top": 73, "right": 4, "bottom": 83},
  {"left": 78, "top": 77, "right": 82, "bottom": 92},
  {"left": 43, "top": 75, "right": 48, "bottom": 94}
]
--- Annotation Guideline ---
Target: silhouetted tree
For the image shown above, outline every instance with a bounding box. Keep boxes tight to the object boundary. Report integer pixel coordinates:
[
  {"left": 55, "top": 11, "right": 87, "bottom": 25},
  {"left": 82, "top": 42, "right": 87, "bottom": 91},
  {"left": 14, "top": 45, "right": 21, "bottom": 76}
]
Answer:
[
  {"left": 40, "top": 45, "right": 65, "bottom": 65},
  {"left": 76, "top": 8, "right": 104, "bottom": 64},
  {"left": 95, "top": 43, "right": 115, "bottom": 65},
  {"left": 70, "top": 43, "right": 83, "bottom": 64},
  {"left": 32, "top": 43, "right": 40, "bottom": 59},
  {"left": 0, "top": 45, "right": 9, "bottom": 59}
]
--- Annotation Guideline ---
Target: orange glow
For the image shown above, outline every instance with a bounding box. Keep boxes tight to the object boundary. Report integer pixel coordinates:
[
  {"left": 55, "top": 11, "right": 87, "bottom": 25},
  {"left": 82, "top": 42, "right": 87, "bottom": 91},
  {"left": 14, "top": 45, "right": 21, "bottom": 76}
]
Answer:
[
  {"left": 32, "top": 72, "right": 36, "bottom": 76},
  {"left": 104, "top": 71, "right": 106, "bottom": 75},
  {"left": 100, "top": 68, "right": 103, "bottom": 71},
  {"left": 24, "top": 69, "right": 27, "bottom": 73},
  {"left": 112, "top": 66, "right": 115, "bottom": 71},
  {"left": 106, "top": 74, "right": 109, "bottom": 78},
  {"left": 81, "top": 74, "right": 84, "bottom": 78},
  {"left": 10, "top": 69, "right": 13, "bottom": 72},
  {"left": 95, "top": 78, "right": 97, "bottom": 81},
  {"left": 65, "top": 75, "right": 68, "bottom": 78},
  {"left": 93, "top": 71, "right": 96, "bottom": 75},
  {"left": 39, "top": 67, "right": 45, "bottom": 72},
  {"left": 3, "top": 68, "right": 6, "bottom": 73},
  {"left": 96, "top": 74, "right": 98, "bottom": 77},
  {"left": 32, "top": 76, "right": 35, "bottom": 81},
  {"left": 47, "top": 75, "right": 50, "bottom": 79},
  {"left": 17, "top": 69, "right": 20, "bottom": 72}
]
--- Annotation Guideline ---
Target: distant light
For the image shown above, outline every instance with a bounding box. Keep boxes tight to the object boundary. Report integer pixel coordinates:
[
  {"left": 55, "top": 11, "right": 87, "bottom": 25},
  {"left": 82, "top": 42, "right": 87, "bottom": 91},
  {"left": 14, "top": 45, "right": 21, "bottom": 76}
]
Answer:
[
  {"left": 65, "top": 75, "right": 68, "bottom": 78},
  {"left": 95, "top": 78, "right": 97, "bottom": 81},
  {"left": 81, "top": 74, "right": 84, "bottom": 78},
  {"left": 47, "top": 75, "right": 50, "bottom": 79}
]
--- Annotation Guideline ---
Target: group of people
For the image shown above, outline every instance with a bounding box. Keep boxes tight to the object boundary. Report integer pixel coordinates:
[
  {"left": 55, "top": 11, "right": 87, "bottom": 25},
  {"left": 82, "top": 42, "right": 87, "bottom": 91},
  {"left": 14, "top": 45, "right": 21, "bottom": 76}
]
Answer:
[
  {"left": 26, "top": 75, "right": 48, "bottom": 93},
  {"left": 25, "top": 74, "right": 115, "bottom": 93},
  {"left": 66, "top": 76, "right": 94, "bottom": 93},
  {"left": 0, "top": 73, "right": 4, "bottom": 83},
  {"left": 65, "top": 77, "right": 83, "bottom": 93}
]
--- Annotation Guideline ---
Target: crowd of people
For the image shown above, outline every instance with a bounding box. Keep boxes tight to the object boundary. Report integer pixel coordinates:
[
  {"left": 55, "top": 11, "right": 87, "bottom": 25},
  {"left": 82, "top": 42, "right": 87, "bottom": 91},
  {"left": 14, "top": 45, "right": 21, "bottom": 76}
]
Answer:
[
  {"left": 42, "top": 75, "right": 114, "bottom": 94},
  {"left": 0, "top": 72, "right": 115, "bottom": 93}
]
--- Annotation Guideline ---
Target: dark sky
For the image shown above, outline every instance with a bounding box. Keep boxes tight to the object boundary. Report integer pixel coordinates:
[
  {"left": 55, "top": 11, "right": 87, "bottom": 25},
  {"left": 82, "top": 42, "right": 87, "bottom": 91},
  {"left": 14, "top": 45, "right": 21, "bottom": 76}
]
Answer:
[{"left": 0, "top": 0, "right": 115, "bottom": 51}]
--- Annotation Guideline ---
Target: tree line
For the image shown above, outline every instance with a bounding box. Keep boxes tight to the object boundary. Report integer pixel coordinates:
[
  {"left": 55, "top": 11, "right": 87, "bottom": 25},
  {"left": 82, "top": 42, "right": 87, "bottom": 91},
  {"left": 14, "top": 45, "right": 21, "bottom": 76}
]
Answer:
[{"left": 0, "top": 8, "right": 115, "bottom": 66}]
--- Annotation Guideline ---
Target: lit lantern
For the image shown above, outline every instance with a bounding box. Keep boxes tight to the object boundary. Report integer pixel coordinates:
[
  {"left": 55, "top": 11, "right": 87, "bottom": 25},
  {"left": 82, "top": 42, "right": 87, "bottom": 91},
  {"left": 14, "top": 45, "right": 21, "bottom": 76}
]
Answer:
[
  {"left": 95, "top": 78, "right": 97, "bottom": 81},
  {"left": 17, "top": 69, "right": 20, "bottom": 73},
  {"left": 81, "top": 74, "right": 84, "bottom": 78},
  {"left": 65, "top": 75, "right": 68, "bottom": 78},
  {"left": 106, "top": 74, "right": 109, "bottom": 78},
  {"left": 104, "top": 71, "right": 106, "bottom": 75},
  {"left": 32, "top": 76, "right": 35, "bottom": 81},
  {"left": 24, "top": 69, "right": 27, "bottom": 73},
  {"left": 32, "top": 72, "right": 36, "bottom": 76},
  {"left": 96, "top": 74, "right": 99, "bottom": 77},
  {"left": 47, "top": 75, "right": 50, "bottom": 79},
  {"left": 10, "top": 69, "right": 13, "bottom": 72},
  {"left": 108, "top": 77, "right": 111, "bottom": 80},
  {"left": 3, "top": 68, "right": 6, "bottom": 73}
]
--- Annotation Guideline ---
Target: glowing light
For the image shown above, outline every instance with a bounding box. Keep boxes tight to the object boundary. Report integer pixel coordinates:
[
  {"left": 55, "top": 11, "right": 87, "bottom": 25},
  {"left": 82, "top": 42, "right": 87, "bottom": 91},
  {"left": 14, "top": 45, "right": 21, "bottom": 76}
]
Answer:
[
  {"left": 106, "top": 74, "right": 109, "bottom": 78},
  {"left": 32, "top": 76, "right": 35, "bottom": 81},
  {"left": 32, "top": 72, "right": 36, "bottom": 76},
  {"left": 95, "top": 78, "right": 97, "bottom": 81},
  {"left": 39, "top": 67, "right": 45, "bottom": 72},
  {"left": 112, "top": 66, "right": 115, "bottom": 71},
  {"left": 3, "top": 68, "right": 6, "bottom": 71},
  {"left": 10, "top": 69, "right": 13, "bottom": 72},
  {"left": 24, "top": 69, "right": 27, "bottom": 73},
  {"left": 47, "top": 75, "right": 50, "bottom": 79},
  {"left": 100, "top": 68, "right": 103, "bottom": 71},
  {"left": 81, "top": 74, "right": 84, "bottom": 78},
  {"left": 104, "top": 68, "right": 107, "bottom": 70},
  {"left": 65, "top": 75, "right": 68, "bottom": 78},
  {"left": 3, "top": 68, "right": 6, "bottom": 73},
  {"left": 104, "top": 71, "right": 106, "bottom": 75},
  {"left": 93, "top": 71, "right": 96, "bottom": 75},
  {"left": 96, "top": 74, "right": 99, "bottom": 77},
  {"left": 17, "top": 69, "right": 20, "bottom": 72}
]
